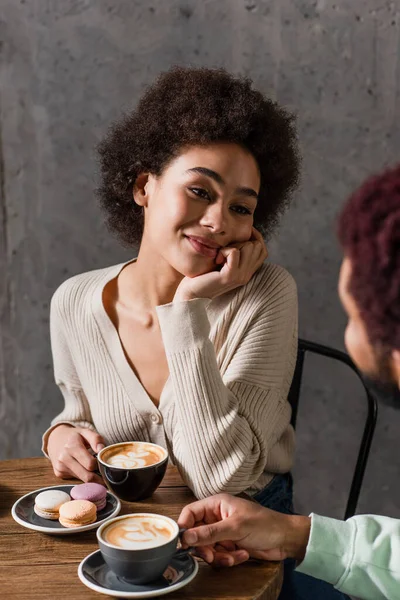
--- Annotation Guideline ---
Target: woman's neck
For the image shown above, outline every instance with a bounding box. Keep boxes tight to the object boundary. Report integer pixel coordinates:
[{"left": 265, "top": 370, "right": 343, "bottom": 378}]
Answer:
[{"left": 119, "top": 244, "right": 184, "bottom": 310}]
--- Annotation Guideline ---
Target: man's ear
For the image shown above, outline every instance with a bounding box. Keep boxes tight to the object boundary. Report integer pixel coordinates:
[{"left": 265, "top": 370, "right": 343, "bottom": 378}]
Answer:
[
  {"left": 391, "top": 349, "right": 400, "bottom": 385},
  {"left": 133, "top": 173, "right": 151, "bottom": 207}
]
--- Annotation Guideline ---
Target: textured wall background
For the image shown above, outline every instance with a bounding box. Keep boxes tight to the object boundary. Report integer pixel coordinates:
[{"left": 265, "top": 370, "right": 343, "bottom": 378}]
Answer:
[{"left": 1, "top": 0, "right": 399, "bottom": 519}]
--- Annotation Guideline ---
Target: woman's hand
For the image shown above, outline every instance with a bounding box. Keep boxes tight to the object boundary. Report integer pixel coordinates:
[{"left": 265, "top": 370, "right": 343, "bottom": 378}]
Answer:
[
  {"left": 174, "top": 228, "right": 267, "bottom": 302},
  {"left": 47, "top": 424, "right": 105, "bottom": 484}
]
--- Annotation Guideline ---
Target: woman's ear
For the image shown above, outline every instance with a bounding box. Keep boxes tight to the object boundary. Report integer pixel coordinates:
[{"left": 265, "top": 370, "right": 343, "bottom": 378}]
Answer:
[{"left": 133, "top": 173, "right": 151, "bottom": 207}]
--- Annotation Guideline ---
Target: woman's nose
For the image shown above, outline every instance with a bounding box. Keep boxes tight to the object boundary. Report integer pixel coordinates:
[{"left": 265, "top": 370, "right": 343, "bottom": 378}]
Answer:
[{"left": 199, "top": 202, "right": 228, "bottom": 235}]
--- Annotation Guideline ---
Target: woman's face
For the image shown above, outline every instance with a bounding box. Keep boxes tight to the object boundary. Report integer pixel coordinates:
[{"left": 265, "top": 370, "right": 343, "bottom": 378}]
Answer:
[{"left": 135, "top": 142, "right": 260, "bottom": 277}]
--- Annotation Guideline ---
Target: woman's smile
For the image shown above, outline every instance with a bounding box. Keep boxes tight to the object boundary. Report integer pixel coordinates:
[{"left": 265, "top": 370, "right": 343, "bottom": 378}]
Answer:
[{"left": 185, "top": 235, "right": 221, "bottom": 259}]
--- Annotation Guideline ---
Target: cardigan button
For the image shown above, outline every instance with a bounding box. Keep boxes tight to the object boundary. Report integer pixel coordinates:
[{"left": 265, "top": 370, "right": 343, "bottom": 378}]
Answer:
[{"left": 151, "top": 413, "right": 162, "bottom": 424}]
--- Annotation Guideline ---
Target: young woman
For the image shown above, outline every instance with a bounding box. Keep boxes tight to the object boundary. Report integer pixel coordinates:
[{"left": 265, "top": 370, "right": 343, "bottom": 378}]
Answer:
[{"left": 43, "top": 67, "right": 300, "bottom": 503}]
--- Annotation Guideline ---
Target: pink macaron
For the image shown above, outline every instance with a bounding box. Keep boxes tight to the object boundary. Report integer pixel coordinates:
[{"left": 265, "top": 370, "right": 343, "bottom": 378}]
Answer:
[{"left": 70, "top": 482, "right": 108, "bottom": 511}]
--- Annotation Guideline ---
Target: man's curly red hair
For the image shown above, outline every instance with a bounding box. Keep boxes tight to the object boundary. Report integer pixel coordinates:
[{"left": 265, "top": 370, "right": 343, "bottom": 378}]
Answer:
[{"left": 337, "top": 163, "right": 400, "bottom": 350}]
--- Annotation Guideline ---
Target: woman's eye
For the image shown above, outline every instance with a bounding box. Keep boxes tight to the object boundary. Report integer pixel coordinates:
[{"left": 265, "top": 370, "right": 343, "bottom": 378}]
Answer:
[
  {"left": 189, "top": 187, "right": 211, "bottom": 200},
  {"left": 231, "top": 205, "right": 252, "bottom": 216}
]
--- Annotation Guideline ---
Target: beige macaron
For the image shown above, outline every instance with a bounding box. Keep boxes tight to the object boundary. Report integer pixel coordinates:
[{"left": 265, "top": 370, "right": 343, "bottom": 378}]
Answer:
[{"left": 58, "top": 499, "right": 97, "bottom": 528}]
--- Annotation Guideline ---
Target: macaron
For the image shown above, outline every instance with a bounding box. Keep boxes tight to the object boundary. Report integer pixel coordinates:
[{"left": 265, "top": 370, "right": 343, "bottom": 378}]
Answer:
[
  {"left": 58, "top": 500, "right": 97, "bottom": 528},
  {"left": 34, "top": 489, "right": 71, "bottom": 520},
  {"left": 70, "top": 482, "right": 108, "bottom": 511}
]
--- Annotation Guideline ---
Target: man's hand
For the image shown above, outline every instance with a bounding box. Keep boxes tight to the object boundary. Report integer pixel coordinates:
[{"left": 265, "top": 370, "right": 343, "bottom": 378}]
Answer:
[{"left": 178, "top": 493, "right": 311, "bottom": 567}]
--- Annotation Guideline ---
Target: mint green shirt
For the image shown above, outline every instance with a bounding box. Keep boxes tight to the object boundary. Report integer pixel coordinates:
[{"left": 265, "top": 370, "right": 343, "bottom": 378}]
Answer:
[{"left": 296, "top": 513, "right": 400, "bottom": 599}]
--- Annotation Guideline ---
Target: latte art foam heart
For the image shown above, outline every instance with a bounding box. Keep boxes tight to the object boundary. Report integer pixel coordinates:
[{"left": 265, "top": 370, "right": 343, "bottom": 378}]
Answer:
[
  {"left": 106, "top": 449, "right": 157, "bottom": 469},
  {"left": 101, "top": 442, "right": 166, "bottom": 469},
  {"left": 104, "top": 516, "right": 175, "bottom": 549}
]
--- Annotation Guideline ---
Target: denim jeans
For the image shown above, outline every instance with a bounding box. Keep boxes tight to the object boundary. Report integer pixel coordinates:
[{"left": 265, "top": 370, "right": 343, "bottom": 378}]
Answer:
[{"left": 253, "top": 474, "right": 350, "bottom": 600}]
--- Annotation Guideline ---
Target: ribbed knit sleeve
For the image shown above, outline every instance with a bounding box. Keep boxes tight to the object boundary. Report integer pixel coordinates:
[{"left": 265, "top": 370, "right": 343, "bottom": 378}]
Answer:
[
  {"left": 41, "top": 284, "right": 96, "bottom": 457},
  {"left": 156, "top": 266, "right": 297, "bottom": 499}
]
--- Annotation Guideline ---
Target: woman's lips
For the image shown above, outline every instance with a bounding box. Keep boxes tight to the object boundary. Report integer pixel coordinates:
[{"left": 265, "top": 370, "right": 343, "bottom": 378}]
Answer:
[{"left": 186, "top": 236, "right": 219, "bottom": 259}]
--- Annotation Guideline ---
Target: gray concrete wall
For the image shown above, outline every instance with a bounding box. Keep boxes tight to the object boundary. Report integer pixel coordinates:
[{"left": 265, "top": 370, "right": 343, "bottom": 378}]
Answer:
[{"left": 1, "top": 0, "right": 399, "bottom": 519}]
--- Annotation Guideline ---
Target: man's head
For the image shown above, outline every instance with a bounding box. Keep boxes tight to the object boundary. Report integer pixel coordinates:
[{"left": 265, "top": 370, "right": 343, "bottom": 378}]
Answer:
[{"left": 337, "top": 163, "right": 400, "bottom": 407}]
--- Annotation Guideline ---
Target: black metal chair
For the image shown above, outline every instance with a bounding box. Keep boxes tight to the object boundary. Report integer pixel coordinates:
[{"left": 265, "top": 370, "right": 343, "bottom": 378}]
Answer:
[{"left": 288, "top": 338, "right": 378, "bottom": 520}]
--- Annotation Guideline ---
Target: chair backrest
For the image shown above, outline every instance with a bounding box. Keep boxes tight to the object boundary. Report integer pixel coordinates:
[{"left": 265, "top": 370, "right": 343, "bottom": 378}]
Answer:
[{"left": 288, "top": 338, "right": 378, "bottom": 520}]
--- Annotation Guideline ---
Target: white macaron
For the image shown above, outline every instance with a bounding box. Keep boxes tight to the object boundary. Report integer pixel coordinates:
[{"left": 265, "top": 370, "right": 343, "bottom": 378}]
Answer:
[{"left": 34, "top": 489, "right": 71, "bottom": 520}]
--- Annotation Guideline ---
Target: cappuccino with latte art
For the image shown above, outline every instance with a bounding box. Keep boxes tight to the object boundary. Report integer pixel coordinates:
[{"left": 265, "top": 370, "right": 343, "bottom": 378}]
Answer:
[
  {"left": 103, "top": 514, "right": 175, "bottom": 549},
  {"left": 101, "top": 442, "right": 166, "bottom": 469},
  {"left": 100, "top": 442, "right": 166, "bottom": 469},
  {"left": 97, "top": 513, "right": 191, "bottom": 584},
  {"left": 97, "top": 441, "right": 168, "bottom": 502}
]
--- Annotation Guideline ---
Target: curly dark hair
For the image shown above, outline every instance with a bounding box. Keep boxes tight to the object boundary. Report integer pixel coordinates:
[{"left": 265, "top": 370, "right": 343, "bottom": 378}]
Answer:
[
  {"left": 337, "top": 163, "right": 400, "bottom": 350},
  {"left": 96, "top": 66, "right": 300, "bottom": 246}
]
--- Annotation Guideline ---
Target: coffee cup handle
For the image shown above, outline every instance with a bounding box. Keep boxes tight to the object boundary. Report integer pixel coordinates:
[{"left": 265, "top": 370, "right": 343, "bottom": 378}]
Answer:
[
  {"left": 94, "top": 454, "right": 129, "bottom": 485},
  {"left": 91, "top": 453, "right": 103, "bottom": 479},
  {"left": 175, "top": 528, "right": 195, "bottom": 558}
]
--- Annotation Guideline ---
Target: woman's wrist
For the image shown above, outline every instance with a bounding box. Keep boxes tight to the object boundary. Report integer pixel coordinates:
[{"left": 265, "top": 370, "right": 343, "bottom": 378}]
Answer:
[
  {"left": 173, "top": 291, "right": 196, "bottom": 302},
  {"left": 173, "top": 289, "right": 212, "bottom": 302},
  {"left": 48, "top": 423, "right": 73, "bottom": 443}
]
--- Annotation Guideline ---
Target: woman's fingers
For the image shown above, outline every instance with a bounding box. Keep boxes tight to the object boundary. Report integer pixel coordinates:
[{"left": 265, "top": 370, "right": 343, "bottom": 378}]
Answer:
[
  {"left": 174, "top": 227, "right": 267, "bottom": 301},
  {"left": 251, "top": 226, "right": 264, "bottom": 243},
  {"left": 219, "top": 247, "right": 241, "bottom": 274},
  {"left": 219, "top": 228, "right": 267, "bottom": 278},
  {"left": 65, "top": 431, "right": 99, "bottom": 472},
  {"left": 251, "top": 227, "right": 268, "bottom": 260},
  {"left": 78, "top": 428, "right": 106, "bottom": 454},
  {"left": 53, "top": 429, "right": 105, "bottom": 483},
  {"left": 237, "top": 241, "right": 258, "bottom": 271},
  {"left": 55, "top": 452, "right": 103, "bottom": 483}
]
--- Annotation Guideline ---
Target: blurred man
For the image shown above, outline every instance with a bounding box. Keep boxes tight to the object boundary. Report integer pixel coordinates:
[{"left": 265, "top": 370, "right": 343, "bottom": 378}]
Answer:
[{"left": 179, "top": 164, "right": 400, "bottom": 600}]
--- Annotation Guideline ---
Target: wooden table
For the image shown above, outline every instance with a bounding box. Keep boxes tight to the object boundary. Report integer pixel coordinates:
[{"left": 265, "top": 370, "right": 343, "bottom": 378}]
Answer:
[{"left": 0, "top": 457, "right": 283, "bottom": 599}]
